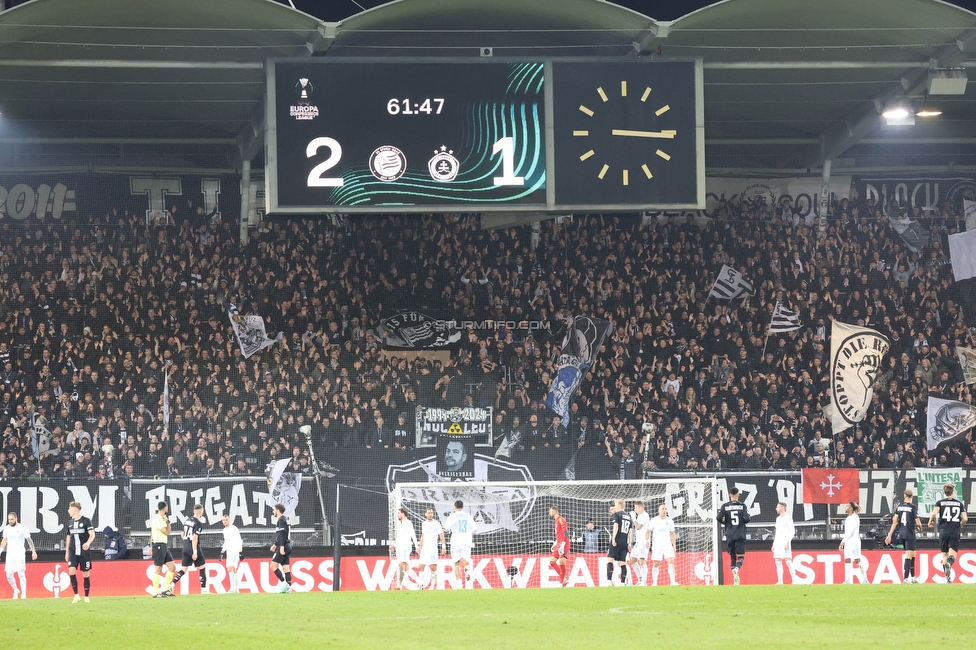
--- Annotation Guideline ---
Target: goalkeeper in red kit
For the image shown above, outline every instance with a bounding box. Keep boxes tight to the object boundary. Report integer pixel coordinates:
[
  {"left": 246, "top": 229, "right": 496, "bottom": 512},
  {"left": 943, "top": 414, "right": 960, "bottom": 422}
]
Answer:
[{"left": 549, "top": 506, "right": 570, "bottom": 587}]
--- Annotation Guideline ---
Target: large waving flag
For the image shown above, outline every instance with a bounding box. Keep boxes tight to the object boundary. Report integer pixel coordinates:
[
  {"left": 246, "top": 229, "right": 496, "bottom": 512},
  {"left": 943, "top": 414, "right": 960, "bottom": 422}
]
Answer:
[
  {"left": 709, "top": 265, "right": 755, "bottom": 300},
  {"left": 768, "top": 300, "right": 802, "bottom": 333},
  {"left": 829, "top": 320, "right": 890, "bottom": 433},
  {"left": 957, "top": 346, "right": 976, "bottom": 385},
  {"left": 926, "top": 397, "right": 976, "bottom": 450},
  {"left": 228, "top": 304, "right": 281, "bottom": 359},
  {"left": 545, "top": 316, "right": 612, "bottom": 422}
]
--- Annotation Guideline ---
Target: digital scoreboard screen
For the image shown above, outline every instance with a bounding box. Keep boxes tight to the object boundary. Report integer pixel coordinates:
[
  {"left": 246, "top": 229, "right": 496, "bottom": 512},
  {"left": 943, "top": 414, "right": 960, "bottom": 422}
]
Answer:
[
  {"left": 268, "top": 59, "right": 703, "bottom": 214},
  {"left": 270, "top": 60, "right": 547, "bottom": 211}
]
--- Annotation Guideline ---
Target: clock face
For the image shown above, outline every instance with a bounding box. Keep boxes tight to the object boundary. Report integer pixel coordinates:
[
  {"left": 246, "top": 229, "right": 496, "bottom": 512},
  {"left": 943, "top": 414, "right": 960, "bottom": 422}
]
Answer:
[{"left": 552, "top": 60, "right": 701, "bottom": 209}]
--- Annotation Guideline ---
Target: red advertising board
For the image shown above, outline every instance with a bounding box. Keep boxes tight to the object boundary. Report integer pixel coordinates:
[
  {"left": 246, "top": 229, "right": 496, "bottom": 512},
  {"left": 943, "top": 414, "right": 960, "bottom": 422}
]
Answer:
[{"left": 3, "top": 549, "right": 972, "bottom": 598}]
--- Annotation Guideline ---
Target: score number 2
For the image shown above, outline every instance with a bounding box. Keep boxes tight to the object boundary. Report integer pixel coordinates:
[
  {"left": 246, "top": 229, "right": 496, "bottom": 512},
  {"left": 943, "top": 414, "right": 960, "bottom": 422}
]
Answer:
[{"left": 304, "top": 136, "right": 522, "bottom": 188}]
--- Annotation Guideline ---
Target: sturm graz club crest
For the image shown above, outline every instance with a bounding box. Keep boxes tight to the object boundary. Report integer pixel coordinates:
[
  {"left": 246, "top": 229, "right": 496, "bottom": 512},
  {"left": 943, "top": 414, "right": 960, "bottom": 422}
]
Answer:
[
  {"left": 428, "top": 146, "right": 459, "bottom": 182},
  {"left": 369, "top": 145, "right": 407, "bottom": 182},
  {"left": 386, "top": 455, "right": 534, "bottom": 535}
]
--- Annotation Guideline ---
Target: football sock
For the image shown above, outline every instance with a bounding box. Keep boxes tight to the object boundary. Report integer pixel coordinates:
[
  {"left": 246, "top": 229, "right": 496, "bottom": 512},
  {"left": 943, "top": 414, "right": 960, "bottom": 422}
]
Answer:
[
  {"left": 17, "top": 571, "right": 26, "bottom": 597},
  {"left": 274, "top": 568, "right": 285, "bottom": 582},
  {"left": 785, "top": 560, "right": 795, "bottom": 580},
  {"left": 947, "top": 556, "right": 956, "bottom": 566},
  {"left": 152, "top": 573, "right": 161, "bottom": 593},
  {"left": 910, "top": 558, "right": 916, "bottom": 577},
  {"left": 668, "top": 564, "right": 676, "bottom": 584},
  {"left": 776, "top": 561, "right": 784, "bottom": 583},
  {"left": 652, "top": 566, "right": 659, "bottom": 586},
  {"left": 284, "top": 571, "right": 292, "bottom": 585},
  {"left": 398, "top": 567, "right": 405, "bottom": 587},
  {"left": 619, "top": 565, "right": 627, "bottom": 584},
  {"left": 199, "top": 571, "right": 207, "bottom": 589},
  {"left": 858, "top": 564, "right": 867, "bottom": 583},
  {"left": 70, "top": 574, "right": 79, "bottom": 595},
  {"left": 844, "top": 564, "right": 851, "bottom": 582},
  {"left": 83, "top": 576, "right": 90, "bottom": 596},
  {"left": 7, "top": 573, "right": 17, "bottom": 592},
  {"left": 903, "top": 558, "right": 911, "bottom": 580},
  {"left": 606, "top": 562, "right": 613, "bottom": 582},
  {"left": 229, "top": 571, "right": 237, "bottom": 591},
  {"left": 163, "top": 571, "right": 175, "bottom": 589},
  {"left": 735, "top": 557, "right": 744, "bottom": 571},
  {"left": 173, "top": 570, "right": 186, "bottom": 584}
]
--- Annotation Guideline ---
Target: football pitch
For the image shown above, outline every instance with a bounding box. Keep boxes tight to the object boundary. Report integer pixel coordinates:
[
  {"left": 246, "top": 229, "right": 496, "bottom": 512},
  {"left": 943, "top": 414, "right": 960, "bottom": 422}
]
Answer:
[{"left": 4, "top": 585, "right": 972, "bottom": 648}]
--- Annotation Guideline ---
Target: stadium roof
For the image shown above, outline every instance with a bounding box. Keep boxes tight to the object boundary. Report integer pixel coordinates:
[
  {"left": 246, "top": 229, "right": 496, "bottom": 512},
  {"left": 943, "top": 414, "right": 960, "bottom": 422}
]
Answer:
[{"left": 0, "top": 0, "right": 974, "bottom": 174}]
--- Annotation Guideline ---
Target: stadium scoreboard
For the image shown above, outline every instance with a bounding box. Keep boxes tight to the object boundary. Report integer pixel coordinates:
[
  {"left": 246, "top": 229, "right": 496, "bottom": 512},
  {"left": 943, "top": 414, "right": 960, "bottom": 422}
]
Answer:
[{"left": 267, "top": 58, "right": 703, "bottom": 213}]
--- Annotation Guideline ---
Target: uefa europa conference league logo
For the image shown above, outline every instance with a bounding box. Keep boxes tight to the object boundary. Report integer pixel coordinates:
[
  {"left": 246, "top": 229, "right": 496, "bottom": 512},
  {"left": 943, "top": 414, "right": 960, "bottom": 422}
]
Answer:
[{"left": 290, "top": 78, "right": 319, "bottom": 121}]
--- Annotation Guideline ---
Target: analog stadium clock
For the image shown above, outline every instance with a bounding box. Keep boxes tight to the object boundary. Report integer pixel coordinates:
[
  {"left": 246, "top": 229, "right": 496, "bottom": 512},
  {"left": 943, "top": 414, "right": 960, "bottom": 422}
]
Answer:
[{"left": 551, "top": 59, "right": 704, "bottom": 209}]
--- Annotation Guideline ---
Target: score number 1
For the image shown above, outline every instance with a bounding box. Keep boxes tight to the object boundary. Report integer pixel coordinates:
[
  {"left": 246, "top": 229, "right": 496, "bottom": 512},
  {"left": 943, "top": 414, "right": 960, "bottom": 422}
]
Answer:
[{"left": 304, "top": 136, "right": 523, "bottom": 188}]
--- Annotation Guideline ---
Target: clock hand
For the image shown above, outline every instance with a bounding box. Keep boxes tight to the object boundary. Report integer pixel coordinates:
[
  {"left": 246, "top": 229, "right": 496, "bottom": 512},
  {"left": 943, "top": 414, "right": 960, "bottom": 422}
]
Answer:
[{"left": 611, "top": 129, "right": 677, "bottom": 139}]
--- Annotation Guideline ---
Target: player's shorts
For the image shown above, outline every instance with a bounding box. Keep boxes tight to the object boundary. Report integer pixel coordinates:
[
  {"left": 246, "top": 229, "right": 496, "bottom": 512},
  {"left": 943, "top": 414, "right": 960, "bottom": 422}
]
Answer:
[
  {"left": 894, "top": 535, "right": 916, "bottom": 551},
  {"left": 4, "top": 554, "right": 26, "bottom": 574},
  {"left": 395, "top": 545, "right": 412, "bottom": 563},
  {"left": 225, "top": 551, "right": 241, "bottom": 569},
  {"left": 152, "top": 543, "right": 173, "bottom": 567},
  {"left": 419, "top": 546, "right": 438, "bottom": 565},
  {"left": 67, "top": 551, "right": 92, "bottom": 572},
  {"left": 271, "top": 550, "right": 291, "bottom": 565},
  {"left": 726, "top": 539, "right": 745, "bottom": 557},
  {"left": 843, "top": 539, "right": 862, "bottom": 560},
  {"left": 551, "top": 539, "right": 569, "bottom": 558},
  {"left": 608, "top": 544, "right": 628, "bottom": 563},
  {"left": 940, "top": 535, "right": 960, "bottom": 554},
  {"left": 651, "top": 543, "right": 675, "bottom": 562},
  {"left": 451, "top": 546, "right": 472, "bottom": 563},
  {"left": 181, "top": 549, "right": 207, "bottom": 568},
  {"left": 772, "top": 543, "right": 792, "bottom": 560},
  {"left": 630, "top": 543, "right": 649, "bottom": 561}
]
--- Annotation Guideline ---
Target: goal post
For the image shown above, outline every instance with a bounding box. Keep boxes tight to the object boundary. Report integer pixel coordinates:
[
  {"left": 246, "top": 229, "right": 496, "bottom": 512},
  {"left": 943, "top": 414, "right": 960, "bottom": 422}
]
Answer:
[{"left": 389, "top": 478, "right": 719, "bottom": 588}]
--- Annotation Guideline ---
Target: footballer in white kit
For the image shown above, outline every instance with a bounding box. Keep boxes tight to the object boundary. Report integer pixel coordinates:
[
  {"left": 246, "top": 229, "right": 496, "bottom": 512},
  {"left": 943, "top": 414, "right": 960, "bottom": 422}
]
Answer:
[
  {"left": 443, "top": 500, "right": 477, "bottom": 588},
  {"left": 627, "top": 502, "right": 651, "bottom": 585},
  {"left": 220, "top": 514, "right": 244, "bottom": 593},
  {"left": 391, "top": 507, "right": 418, "bottom": 589},
  {"left": 839, "top": 502, "right": 868, "bottom": 584},
  {"left": 649, "top": 504, "right": 678, "bottom": 586},
  {"left": 418, "top": 509, "right": 446, "bottom": 589},
  {"left": 772, "top": 502, "right": 797, "bottom": 584},
  {"left": 1, "top": 512, "right": 37, "bottom": 599}
]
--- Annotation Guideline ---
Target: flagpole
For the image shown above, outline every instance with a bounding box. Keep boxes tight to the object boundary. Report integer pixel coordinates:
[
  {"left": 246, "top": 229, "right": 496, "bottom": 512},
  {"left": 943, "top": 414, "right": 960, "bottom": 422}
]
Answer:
[{"left": 762, "top": 301, "right": 776, "bottom": 359}]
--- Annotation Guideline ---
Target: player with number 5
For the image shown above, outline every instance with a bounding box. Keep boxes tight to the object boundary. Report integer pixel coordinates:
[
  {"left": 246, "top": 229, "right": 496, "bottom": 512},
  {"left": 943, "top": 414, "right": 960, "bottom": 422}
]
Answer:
[
  {"left": 717, "top": 487, "right": 750, "bottom": 585},
  {"left": 928, "top": 483, "right": 968, "bottom": 583}
]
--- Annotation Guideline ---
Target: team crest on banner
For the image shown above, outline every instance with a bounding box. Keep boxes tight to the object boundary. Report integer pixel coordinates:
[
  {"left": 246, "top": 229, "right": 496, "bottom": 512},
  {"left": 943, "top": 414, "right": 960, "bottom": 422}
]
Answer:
[
  {"left": 829, "top": 320, "right": 889, "bottom": 433},
  {"left": 266, "top": 459, "right": 302, "bottom": 518},
  {"left": 386, "top": 455, "right": 534, "bottom": 534},
  {"left": 376, "top": 311, "right": 461, "bottom": 348},
  {"left": 926, "top": 397, "right": 976, "bottom": 451}
]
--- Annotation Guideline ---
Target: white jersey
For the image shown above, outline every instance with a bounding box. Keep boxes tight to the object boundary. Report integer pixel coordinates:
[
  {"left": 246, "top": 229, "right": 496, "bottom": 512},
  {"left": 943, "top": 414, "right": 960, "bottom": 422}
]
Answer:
[
  {"left": 420, "top": 519, "right": 444, "bottom": 552},
  {"left": 395, "top": 518, "right": 418, "bottom": 551},
  {"left": 221, "top": 524, "right": 243, "bottom": 554},
  {"left": 649, "top": 516, "right": 675, "bottom": 548},
  {"left": 842, "top": 514, "right": 860, "bottom": 544},
  {"left": 2, "top": 523, "right": 30, "bottom": 560},
  {"left": 773, "top": 515, "right": 795, "bottom": 548},
  {"left": 444, "top": 511, "right": 477, "bottom": 549},
  {"left": 631, "top": 511, "right": 651, "bottom": 546}
]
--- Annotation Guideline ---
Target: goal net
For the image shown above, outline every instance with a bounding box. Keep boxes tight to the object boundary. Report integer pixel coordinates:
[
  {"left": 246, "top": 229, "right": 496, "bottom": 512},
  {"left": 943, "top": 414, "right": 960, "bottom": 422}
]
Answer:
[{"left": 389, "top": 479, "right": 718, "bottom": 589}]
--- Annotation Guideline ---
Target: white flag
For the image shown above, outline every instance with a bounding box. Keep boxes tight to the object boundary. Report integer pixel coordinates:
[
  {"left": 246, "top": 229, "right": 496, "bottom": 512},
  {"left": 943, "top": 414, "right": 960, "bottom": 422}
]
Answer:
[
  {"left": 958, "top": 346, "right": 976, "bottom": 385},
  {"left": 162, "top": 370, "right": 170, "bottom": 433},
  {"left": 829, "top": 320, "right": 890, "bottom": 433},
  {"left": 948, "top": 229, "right": 976, "bottom": 282},
  {"left": 228, "top": 305, "right": 280, "bottom": 360},
  {"left": 769, "top": 300, "right": 801, "bottom": 333},
  {"left": 965, "top": 199, "right": 976, "bottom": 231},
  {"left": 709, "top": 264, "right": 755, "bottom": 300},
  {"left": 927, "top": 396, "right": 976, "bottom": 450},
  {"left": 267, "top": 458, "right": 303, "bottom": 519}
]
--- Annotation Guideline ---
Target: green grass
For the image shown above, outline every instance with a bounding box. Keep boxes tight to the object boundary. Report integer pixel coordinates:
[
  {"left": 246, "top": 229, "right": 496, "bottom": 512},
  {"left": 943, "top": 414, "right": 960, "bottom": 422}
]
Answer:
[{"left": 3, "top": 585, "right": 973, "bottom": 648}]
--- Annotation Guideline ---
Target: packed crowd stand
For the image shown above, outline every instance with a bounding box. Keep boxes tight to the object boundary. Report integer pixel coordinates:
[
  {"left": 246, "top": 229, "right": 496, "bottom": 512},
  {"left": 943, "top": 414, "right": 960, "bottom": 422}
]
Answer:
[{"left": 0, "top": 193, "right": 973, "bottom": 482}]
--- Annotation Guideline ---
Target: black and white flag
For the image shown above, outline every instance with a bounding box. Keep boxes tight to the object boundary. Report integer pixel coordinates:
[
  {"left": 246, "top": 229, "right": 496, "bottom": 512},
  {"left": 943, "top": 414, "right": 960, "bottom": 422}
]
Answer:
[
  {"left": 829, "top": 320, "right": 890, "bottom": 434},
  {"left": 708, "top": 264, "right": 755, "bottom": 300},
  {"left": 927, "top": 396, "right": 976, "bottom": 450},
  {"left": 957, "top": 346, "right": 976, "bottom": 385},
  {"left": 885, "top": 203, "right": 930, "bottom": 254},
  {"left": 376, "top": 311, "right": 461, "bottom": 349},
  {"left": 768, "top": 300, "right": 802, "bottom": 333},
  {"left": 228, "top": 304, "right": 281, "bottom": 360}
]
